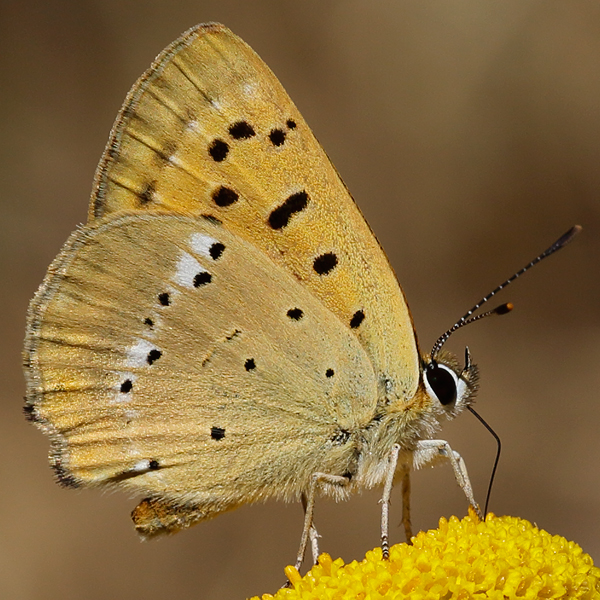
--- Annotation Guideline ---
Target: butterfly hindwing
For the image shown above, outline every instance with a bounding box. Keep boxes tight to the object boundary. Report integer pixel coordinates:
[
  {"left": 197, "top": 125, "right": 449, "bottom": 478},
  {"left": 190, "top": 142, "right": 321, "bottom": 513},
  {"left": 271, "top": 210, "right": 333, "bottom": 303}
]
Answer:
[
  {"left": 24, "top": 214, "right": 378, "bottom": 512},
  {"left": 90, "top": 23, "right": 420, "bottom": 405}
]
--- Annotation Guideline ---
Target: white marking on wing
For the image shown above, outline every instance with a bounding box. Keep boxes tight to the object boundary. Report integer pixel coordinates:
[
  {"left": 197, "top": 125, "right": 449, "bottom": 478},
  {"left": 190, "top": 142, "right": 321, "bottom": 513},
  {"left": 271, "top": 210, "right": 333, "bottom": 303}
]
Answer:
[
  {"left": 175, "top": 251, "right": 208, "bottom": 288},
  {"left": 190, "top": 233, "right": 220, "bottom": 259},
  {"left": 126, "top": 339, "right": 157, "bottom": 368}
]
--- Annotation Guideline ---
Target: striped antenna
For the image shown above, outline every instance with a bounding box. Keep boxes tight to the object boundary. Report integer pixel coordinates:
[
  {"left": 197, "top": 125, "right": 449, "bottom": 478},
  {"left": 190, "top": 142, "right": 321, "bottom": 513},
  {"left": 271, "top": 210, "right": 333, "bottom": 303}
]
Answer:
[{"left": 430, "top": 225, "right": 581, "bottom": 359}]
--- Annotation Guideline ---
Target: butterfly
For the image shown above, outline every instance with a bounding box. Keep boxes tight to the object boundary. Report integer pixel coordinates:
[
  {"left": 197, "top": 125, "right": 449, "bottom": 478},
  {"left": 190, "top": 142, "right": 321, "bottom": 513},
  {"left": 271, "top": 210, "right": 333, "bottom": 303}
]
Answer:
[{"left": 23, "top": 22, "right": 577, "bottom": 570}]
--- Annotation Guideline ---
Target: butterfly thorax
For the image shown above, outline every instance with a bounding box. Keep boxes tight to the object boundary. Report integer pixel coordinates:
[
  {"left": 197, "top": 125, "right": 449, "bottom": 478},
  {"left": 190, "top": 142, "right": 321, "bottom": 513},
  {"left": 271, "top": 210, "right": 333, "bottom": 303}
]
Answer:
[{"left": 344, "top": 350, "right": 479, "bottom": 493}]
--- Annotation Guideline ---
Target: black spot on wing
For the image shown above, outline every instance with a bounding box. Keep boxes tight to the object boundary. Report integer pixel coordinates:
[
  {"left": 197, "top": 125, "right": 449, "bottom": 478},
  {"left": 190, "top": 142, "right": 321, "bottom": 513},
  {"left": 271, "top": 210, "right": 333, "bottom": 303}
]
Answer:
[
  {"left": 194, "top": 272, "right": 212, "bottom": 287},
  {"left": 209, "top": 242, "right": 225, "bottom": 260},
  {"left": 268, "top": 191, "right": 309, "bottom": 229},
  {"left": 212, "top": 186, "right": 239, "bottom": 207},
  {"left": 244, "top": 358, "right": 256, "bottom": 371},
  {"left": 269, "top": 128, "right": 286, "bottom": 146},
  {"left": 326, "top": 369, "right": 334, "bottom": 378},
  {"left": 313, "top": 253, "right": 338, "bottom": 275},
  {"left": 286, "top": 308, "right": 303, "bottom": 320},
  {"left": 121, "top": 379, "right": 133, "bottom": 393},
  {"left": 110, "top": 459, "right": 163, "bottom": 482},
  {"left": 147, "top": 350, "right": 162, "bottom": 365},
  {"left": 350, "top": 310, "right": 365, "bottom": 329},
  {"left": 286, "top": 119, "right": 297, "bottom": 129},
  {"left": 209, "top": 139, "right": 229, "bottom": 162},
  {"left": 229, "top": 121, "right": 255, "bottom": 139},
  {"left": 143, "top": 317, "right": 154, "bottom": 328},
  {"left": 158, "top": 293, "right": 170, "bottom": 306},
  {"left": 211, "top": 426, "right": 226, "bottom": 440}
]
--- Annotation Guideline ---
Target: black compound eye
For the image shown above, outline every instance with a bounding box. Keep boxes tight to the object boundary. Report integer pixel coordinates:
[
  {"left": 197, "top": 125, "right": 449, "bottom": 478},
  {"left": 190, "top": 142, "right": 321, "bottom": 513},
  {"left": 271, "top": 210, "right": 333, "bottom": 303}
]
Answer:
[{"left": 425, "top": 364, "right": 457, "bottom": 406}]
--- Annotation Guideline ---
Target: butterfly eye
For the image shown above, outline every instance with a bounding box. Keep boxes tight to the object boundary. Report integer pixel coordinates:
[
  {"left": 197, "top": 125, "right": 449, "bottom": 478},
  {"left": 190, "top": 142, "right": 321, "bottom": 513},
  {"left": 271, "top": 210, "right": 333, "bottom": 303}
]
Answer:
[{"left": 424, "top": 363, "right": 458, "bottom": 406}]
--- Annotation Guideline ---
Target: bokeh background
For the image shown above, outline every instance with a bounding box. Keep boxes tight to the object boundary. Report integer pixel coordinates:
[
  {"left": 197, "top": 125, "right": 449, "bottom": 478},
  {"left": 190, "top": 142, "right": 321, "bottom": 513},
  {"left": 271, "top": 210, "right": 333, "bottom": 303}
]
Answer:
[{"left": 2, "top": 1, "right": 599, "bottom": 598}]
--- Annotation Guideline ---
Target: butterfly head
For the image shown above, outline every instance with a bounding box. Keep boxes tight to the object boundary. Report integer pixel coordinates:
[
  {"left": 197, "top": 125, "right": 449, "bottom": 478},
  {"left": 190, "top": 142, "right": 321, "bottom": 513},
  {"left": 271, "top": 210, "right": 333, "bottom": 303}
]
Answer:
[
  {"left": 421, "top": 347, "right": 479, "bottom": 420},
  {"left": 420, "top": 225, "right": 582, "bottom": 421}
]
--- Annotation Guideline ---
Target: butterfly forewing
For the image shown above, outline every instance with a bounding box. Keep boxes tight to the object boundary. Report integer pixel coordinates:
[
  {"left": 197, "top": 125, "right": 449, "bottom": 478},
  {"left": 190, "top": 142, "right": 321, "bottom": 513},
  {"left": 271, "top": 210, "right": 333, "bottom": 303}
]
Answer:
[
  {"left": 25, "top": 214, "right": 378, "bottom": 507},
  {"left": 90, "top": 23, "right": 420, "bottom": 404}
]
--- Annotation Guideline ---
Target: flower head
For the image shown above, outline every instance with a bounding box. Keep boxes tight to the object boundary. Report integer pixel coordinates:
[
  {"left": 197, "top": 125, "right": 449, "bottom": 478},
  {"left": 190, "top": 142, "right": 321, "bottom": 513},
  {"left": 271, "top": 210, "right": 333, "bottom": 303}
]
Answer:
[{"left": 251, "top": 512, "right": 600, "bottom": 599}]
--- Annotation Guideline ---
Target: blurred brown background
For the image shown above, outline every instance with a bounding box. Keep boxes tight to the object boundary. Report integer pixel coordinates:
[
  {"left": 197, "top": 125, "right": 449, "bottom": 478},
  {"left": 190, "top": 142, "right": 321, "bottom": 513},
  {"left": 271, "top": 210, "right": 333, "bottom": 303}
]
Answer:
[{"left": 2, "top": 1, "right": 599, "bottom": 598}]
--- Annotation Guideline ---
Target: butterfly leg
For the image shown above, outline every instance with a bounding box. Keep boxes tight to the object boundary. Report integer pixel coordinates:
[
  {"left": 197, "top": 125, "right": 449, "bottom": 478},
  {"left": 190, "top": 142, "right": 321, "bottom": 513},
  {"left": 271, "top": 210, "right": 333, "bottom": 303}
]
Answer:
[
  {"left": 301, "top": 492, "right": 320, "bottom": 564},
  {"left": 294, "top": 473, "right": 349, "bottom": 571},
  {"left": 380, "top": 443, "right": 400, "bottom": 559},
  {"left": 413, "top": 439, "right": 483, "bottom": 519},
  {"left": 400, "top": 463, "right": 413, "bottom": 542}
]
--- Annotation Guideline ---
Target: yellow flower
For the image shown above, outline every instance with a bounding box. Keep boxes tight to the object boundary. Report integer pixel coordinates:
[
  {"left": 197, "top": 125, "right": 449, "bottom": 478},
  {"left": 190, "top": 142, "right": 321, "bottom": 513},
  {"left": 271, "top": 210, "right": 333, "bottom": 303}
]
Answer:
[{"left": 251, "top": 512, "right": 600, "bottom": 599}]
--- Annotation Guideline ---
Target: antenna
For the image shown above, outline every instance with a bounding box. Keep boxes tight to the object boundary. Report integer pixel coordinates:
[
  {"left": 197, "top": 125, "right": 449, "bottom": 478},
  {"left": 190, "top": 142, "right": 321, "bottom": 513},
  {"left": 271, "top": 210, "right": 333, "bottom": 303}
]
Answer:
[{"left": 430, "top": 225, "right": 581, "bottom": 359}]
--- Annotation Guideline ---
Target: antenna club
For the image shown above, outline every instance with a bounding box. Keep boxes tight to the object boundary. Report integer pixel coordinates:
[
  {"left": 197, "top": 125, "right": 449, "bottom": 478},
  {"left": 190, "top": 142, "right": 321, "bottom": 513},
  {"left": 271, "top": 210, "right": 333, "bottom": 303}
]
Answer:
[
  {"left": 430, "top": 226, "right": 579, "bottom": 358},
  {"left": 496, "top": 302, "right": 513, "bottom": 315},
  {"left": 559, "top": 224, "right": 582, "bottom": 246}
]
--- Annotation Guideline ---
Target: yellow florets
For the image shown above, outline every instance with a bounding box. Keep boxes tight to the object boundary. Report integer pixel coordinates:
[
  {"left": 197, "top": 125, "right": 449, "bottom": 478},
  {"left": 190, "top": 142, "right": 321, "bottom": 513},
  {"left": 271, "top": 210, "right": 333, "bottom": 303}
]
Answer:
[{"left": 251, "top": 512, "right": 600, "bottom": 599}]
